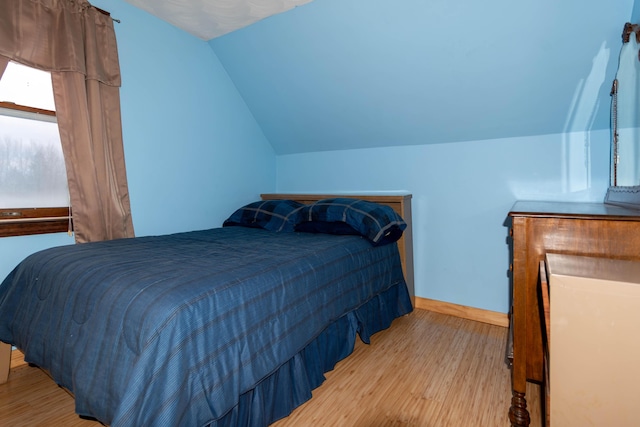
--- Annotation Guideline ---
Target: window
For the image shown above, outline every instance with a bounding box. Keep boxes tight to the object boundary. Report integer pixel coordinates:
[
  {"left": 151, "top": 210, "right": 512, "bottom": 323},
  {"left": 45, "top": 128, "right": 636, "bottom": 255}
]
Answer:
[{"left": 0, "top": 62, "right": 71, "bottom": 237}]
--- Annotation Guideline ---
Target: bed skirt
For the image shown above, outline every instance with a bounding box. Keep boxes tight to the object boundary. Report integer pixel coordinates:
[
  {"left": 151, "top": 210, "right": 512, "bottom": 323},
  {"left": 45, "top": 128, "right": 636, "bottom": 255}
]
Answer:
[{"left": 209, "top": 281, "right": 413, "bottom": 427}]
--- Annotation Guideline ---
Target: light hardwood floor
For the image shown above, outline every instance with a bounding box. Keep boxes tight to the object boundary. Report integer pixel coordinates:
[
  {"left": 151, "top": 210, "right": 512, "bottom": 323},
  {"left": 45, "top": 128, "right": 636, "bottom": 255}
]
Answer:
[{"left": 0, "top": 309, "right": 541, "bottom": 426}]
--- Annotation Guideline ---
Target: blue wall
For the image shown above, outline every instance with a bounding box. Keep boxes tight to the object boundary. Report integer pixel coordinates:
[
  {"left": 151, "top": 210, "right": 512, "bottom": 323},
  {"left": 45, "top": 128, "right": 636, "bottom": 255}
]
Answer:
[
  {"left": 209, "top": 0, "right": 633, "bottom": 313},
  {"left": 101, "top": 1, "right": 630, "bottom": 316},
  {"left": 276, "top": 130, "right": 610, "bottom": 313},
  {"left": 633, "top": 0, "right": 640, "bottom": 21},
  {"left": 210, "top": 0, "right": 631, "bottom": 154},
  {"left": 209, "top": 0, "right": 629, "bottom": 313},
  {"left": 1, "top": 0, "right": 635, "bottom": 316},
  {"left": 0, "top": 0, "right": 276, "bottom": 282}
]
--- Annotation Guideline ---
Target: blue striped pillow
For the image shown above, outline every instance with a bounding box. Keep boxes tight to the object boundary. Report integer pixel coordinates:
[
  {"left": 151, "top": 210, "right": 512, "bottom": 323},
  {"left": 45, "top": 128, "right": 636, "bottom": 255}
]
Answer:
[
  {"left": 223, "top": 200, "right": 305, "bottom": 232},
  {"left": 296, "top": 198, "right": 406, "bottom": 246}
]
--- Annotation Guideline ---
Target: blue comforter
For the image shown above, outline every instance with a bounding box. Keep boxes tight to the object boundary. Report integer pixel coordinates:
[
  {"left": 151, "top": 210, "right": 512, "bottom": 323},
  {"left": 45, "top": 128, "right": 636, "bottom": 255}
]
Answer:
[{"left": 0, "top": 227, "right": 411, "bottom": 426}]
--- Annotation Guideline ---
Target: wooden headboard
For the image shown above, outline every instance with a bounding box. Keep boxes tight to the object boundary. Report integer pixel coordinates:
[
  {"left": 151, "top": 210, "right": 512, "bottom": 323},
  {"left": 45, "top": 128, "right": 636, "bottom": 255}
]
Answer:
[{"left": 261, "top": 193, "right": 414, "bottom": 305}]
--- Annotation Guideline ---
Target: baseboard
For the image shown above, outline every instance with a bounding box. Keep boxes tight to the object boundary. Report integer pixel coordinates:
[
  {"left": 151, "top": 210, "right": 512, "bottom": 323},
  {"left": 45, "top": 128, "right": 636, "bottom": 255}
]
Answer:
[{"left": 414, "top": 297, "right": 509, "bottom": 328}]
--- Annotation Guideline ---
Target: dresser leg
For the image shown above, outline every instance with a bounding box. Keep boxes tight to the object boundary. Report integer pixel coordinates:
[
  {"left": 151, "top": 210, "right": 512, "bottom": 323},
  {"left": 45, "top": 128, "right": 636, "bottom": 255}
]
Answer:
[{"left": 509, "top": 391, "right": 530, "bottom": 427}]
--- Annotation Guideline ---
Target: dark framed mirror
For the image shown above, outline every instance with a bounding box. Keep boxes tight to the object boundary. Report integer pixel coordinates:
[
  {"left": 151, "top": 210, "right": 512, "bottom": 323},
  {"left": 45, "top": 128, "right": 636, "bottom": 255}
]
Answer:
[{"left": 606, "top": 23, "right": 640, "bottom": 209}]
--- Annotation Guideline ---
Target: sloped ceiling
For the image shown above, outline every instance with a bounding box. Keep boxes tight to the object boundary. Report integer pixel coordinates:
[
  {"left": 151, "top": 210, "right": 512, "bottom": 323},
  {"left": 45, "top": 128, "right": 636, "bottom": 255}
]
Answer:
[{"left": 125, "top": 0, "right": 635, "bottom": 155}]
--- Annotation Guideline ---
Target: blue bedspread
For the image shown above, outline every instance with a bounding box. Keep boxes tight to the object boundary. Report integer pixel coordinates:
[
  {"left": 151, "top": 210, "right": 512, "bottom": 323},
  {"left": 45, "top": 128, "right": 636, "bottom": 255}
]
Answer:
[{"left": 0, "top": 227, "right": 412, "bottom": 426}]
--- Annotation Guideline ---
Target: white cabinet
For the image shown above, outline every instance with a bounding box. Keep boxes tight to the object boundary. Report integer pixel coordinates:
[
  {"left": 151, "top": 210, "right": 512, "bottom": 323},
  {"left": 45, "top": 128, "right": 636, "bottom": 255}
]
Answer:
[{"left": 545, "top": 253, "right": 640, "bottom": 427}]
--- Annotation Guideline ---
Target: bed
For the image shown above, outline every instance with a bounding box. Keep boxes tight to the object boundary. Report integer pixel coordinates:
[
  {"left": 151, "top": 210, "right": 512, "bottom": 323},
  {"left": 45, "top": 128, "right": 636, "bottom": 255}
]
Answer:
[{"left": 0, "top": 193, "right": 414, "bottom": 427}]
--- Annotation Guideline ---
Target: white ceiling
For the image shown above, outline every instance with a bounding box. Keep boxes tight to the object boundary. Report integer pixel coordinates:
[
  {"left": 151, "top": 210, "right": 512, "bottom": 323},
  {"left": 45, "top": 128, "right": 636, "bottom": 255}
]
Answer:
[{"left": 123, "top": 0, "right": 314, "bottom": 40}]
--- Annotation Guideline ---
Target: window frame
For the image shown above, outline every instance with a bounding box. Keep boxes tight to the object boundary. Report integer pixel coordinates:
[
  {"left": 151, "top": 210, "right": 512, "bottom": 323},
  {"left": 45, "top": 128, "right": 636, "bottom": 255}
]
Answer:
[{"left": 0, "top": 101, "right": 72, "bottom": 238}]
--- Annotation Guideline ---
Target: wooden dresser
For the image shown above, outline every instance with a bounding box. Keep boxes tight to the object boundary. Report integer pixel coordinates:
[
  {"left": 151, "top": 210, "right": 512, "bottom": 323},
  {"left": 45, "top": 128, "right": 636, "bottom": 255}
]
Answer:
[{"left": 506, "top": 201, "right": 640, "bottom": 427}]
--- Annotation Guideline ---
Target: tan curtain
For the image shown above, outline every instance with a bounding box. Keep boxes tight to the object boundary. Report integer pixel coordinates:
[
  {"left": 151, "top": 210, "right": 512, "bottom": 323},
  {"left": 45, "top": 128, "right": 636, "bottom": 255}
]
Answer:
[
  {"left": 0, "top": 0, "right": 134, "bottom": 242},
  {"left": 0, "top": 57, "right": 7, "bottom": 78}
]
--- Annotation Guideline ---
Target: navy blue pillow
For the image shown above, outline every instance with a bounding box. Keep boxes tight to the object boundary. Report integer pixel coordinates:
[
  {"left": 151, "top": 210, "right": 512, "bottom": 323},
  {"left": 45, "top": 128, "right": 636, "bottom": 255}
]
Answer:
[
  {"left": 223, "top": 200, "right": 305, "bottom": 232},
  {"left": 295, "top": 198, "right": 407, "bottom": 246},
  {"left": 295, "top": 220, "right": 360, "bottom": 236}
]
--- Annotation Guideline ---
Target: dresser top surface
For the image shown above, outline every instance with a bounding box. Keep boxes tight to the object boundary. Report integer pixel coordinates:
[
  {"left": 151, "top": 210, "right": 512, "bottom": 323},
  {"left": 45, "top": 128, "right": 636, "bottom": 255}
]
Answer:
[{"left": 509, "top": 200, "right": 640, "bottom": 220}]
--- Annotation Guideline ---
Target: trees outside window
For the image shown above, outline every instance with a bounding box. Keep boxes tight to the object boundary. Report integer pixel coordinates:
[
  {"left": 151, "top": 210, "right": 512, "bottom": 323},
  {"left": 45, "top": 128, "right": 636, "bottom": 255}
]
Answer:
[{"left": 0, "top": 62, "right": 70, "bottom": 237}]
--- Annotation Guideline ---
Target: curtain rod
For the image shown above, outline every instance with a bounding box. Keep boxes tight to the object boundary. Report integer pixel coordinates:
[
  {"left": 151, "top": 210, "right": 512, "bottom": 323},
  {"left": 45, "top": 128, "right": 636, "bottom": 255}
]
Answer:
[{"left": 94, "top": 6, "right": 121, "bottom": 23}]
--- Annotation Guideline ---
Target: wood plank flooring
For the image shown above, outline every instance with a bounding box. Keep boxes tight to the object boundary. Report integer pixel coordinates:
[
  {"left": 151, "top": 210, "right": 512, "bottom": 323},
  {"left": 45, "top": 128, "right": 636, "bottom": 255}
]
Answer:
[{"left": 0, "top": 309, "right": 541, "bottom": 426}]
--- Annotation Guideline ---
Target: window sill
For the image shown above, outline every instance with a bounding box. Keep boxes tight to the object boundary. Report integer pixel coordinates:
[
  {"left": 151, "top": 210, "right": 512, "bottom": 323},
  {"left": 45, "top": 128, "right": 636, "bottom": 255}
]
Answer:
[{"left": 0, "top": 208, "right": 71, "bottom": 238}]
